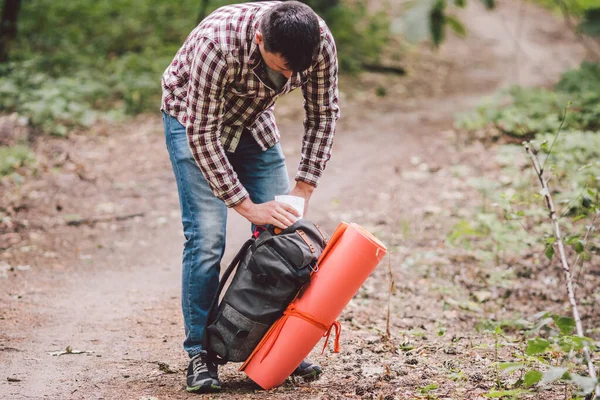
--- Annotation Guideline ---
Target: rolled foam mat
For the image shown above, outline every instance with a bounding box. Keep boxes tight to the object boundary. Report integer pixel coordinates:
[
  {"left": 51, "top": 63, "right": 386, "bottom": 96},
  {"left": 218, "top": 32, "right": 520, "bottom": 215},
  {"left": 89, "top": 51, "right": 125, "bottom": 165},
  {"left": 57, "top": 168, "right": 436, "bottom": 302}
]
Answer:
[{"left": 242, "top": 222, "right": 387, "bottom": 389}]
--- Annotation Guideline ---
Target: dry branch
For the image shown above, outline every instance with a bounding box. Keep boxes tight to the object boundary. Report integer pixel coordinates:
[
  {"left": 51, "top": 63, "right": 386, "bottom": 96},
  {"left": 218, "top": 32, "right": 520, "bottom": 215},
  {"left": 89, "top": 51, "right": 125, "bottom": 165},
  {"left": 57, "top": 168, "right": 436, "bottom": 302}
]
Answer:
[
  {"left": 553, "top": 0, "right": 600, "bottom": 60},
  {"left": 361, "top": 63, "right": 406, "bottom": 75},
  {"left": 385, "top": 252, "right": 395, "bottom": 341},
  {"left": 524, "top": 142, "right": 599, "bottom": 399},
  {"left": 66, "top": 212, "right": 145, "bottom": 227}
]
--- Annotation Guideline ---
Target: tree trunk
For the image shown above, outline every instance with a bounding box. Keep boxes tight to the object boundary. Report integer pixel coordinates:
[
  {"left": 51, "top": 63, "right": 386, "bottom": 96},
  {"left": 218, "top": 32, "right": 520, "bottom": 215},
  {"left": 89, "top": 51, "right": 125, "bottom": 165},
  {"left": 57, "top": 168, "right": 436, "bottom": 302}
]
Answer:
[
  {"left": 303, "top": 0, "right": 340, "bottom": 14},
  {"left": 197, "top": 0, "right": 210, "bottom": 24},
  {"left": 0, "top": 0, "right": 21, "bottom": 63},
  {"left": 361, "top": 63, "right": 406, "bottom": 75}
]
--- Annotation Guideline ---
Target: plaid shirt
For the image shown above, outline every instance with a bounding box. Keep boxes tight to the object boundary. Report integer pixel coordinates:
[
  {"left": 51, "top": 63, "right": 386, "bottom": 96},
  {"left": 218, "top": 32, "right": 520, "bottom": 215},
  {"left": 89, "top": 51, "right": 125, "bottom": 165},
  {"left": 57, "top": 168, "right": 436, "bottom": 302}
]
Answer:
[{"left": 161, "top": 2, "right": 340, "bottom": 207}]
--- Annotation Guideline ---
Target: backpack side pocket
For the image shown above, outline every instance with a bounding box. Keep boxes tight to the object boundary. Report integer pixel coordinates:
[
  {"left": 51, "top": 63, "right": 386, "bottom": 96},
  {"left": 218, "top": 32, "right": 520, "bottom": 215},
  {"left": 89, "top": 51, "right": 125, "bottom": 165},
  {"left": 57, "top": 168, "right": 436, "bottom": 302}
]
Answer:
[{"left": 207, "top": 303, "right": 269, "bottom": 362}]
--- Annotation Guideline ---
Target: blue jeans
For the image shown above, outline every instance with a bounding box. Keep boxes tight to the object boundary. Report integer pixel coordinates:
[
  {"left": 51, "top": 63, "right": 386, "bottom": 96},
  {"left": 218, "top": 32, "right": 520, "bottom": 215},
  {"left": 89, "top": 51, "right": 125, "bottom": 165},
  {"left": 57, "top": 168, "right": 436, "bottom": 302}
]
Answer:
[{"left": 163, "top": 112, "right": 290, "bottom": 358}]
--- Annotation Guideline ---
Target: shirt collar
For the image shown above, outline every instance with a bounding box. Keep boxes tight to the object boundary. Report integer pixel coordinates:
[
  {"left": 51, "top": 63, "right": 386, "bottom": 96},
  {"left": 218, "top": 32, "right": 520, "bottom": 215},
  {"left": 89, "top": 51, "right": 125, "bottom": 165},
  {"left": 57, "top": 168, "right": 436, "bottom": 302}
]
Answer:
[{"left": 248, "top": 18, "right": 262, "bottom": 70}]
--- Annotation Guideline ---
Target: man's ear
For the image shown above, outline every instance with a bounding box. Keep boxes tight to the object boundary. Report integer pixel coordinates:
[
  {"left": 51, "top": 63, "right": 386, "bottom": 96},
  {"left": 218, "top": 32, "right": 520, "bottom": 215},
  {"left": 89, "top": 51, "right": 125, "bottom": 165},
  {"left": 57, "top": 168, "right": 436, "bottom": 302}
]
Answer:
[{"left": 255, "top": 31, "right": 263, "bottom": 45}]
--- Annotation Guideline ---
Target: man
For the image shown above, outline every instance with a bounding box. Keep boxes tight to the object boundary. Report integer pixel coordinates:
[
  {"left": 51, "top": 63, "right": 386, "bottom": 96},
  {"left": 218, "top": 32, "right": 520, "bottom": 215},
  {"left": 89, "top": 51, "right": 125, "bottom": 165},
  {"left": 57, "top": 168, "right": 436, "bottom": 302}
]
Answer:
[{"left": 161, "top": 1, "right": 339, "bottom": 393}]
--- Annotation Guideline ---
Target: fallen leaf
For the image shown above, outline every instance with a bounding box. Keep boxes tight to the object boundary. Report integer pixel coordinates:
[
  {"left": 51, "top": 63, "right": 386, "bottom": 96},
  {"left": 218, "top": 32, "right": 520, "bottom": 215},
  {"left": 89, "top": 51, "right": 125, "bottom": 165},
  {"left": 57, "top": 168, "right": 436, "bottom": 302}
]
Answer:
[
  {"left": 157, "top": 362, "right": 177, "bottom": 374},
  {"left": 49, "top": 346, "right": 93, "bottom": 356},
  {"left": 0, "top": 233, "right": 21, "bottom": 246},
  {"left": 95, "top": 202, "right": 116, "bottom": 214},
  {"left": 156, "top": 217, "right": 168, "bottom": 226},
  {"left": 423, "top": 205, "right": 442, "bottom": 215},
  {"left": 472, "top": 290, "right": 492, "bottom": 303},
  {"left": 0, "top": 262, "right": 10, "bottom": 279},
  {"left": 63, "top": 214, "right": 83, "bottom": 223},
  {"left": 459, "top": 300, "right": 483, "bottom": 313},
  {"left": 402, "top": 170, "right": 430, "bottom": 181}
]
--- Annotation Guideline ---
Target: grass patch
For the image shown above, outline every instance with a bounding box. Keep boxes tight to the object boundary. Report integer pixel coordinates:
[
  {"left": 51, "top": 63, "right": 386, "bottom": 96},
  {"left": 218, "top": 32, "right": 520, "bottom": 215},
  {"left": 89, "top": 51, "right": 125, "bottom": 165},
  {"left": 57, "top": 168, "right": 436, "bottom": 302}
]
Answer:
[
  {"left": 0, "top": 145, "right": 35, "bottom": 176},
  {"left": 455, "top": 62, "right": 600, "bottom": 138},
  {"left": 0, "top": 0, "right": 390, "bottom": 136}
]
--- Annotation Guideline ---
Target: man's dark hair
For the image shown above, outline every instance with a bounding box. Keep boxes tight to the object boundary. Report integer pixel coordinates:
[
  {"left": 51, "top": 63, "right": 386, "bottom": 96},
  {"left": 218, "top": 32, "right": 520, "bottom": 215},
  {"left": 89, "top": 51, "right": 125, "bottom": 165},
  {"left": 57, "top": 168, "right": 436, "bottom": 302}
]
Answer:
[{"left": 260, "top": 1, "right": 321, "bottom": 73}]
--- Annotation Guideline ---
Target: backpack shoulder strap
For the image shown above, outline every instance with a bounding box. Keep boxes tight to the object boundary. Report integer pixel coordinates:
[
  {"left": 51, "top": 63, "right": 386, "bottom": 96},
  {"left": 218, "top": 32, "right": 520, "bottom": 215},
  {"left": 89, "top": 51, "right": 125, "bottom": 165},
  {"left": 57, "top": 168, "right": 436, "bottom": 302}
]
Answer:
[{"left": 204, "top": 237, "right": 255, "bottom": 343}]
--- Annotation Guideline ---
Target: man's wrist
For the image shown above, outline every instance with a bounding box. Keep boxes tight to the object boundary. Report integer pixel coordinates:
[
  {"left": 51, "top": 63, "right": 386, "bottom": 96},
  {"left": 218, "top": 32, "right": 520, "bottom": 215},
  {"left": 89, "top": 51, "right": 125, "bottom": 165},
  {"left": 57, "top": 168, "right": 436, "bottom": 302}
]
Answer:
[
  {"left": 233, "top": 197, "right": 255, "bottom": 217},
  {"left": 293, "top": 180, "right": 316, "bottom": 195}
]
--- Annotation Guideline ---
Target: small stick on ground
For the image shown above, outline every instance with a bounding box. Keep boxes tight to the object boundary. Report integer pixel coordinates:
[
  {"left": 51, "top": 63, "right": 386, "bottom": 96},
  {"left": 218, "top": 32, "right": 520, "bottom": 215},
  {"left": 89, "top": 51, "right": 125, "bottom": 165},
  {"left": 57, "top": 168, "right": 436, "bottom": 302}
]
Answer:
[
  {"left": 385, "top": 252, "right": 395, "bottom": 341},
  {"left": 524, "top": 142, "right": 599, "bottom": 399},
  {"left": 66, "top": 212, "right": 146, "bottom": 227}
]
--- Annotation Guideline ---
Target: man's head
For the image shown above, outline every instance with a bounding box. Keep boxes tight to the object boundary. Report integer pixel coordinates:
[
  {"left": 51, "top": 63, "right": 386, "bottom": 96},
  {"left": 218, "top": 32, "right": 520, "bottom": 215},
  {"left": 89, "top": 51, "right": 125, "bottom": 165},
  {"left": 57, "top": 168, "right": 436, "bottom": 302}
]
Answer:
[{"left": 256, "top": 1, "right": 321, "bottom": 78}]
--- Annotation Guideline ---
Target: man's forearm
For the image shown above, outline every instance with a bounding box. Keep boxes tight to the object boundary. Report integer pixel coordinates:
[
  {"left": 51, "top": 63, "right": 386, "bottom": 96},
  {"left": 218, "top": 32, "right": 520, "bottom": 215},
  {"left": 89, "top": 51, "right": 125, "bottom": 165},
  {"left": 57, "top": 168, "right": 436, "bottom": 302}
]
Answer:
[
  {"left": 290, "top": 180, "right": 316, "bottom": 216},
  {"left": 291, "top": 180, "right": 315, "bottom": 196}
]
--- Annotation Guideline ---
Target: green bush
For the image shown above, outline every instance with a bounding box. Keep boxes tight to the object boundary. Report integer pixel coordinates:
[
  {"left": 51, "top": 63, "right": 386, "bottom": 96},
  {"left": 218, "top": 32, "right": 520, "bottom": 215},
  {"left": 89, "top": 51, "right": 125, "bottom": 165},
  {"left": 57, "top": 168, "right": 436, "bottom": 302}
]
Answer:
[
  {"left": 0, "top": 145, "right": 34, "bottom": 176},
  {"left": 555, "top": 61, "right": 600, "bottom": 93},
  {"left": 310, "top": 1, "right": 390, "bottom": 72},
  {"left": 530, "top": 0, "right": 600, "bottom": 37},
  {"left": 451, "top": 63, "right": 600, "bottom": 259},
  {"left": 0, "top": 0, "right": 391, "bottom": 136},
  {"left": 0, "top": 0, "right": 202, "bottom": 135},
  {"left": 455, "top": 62, "right": 600, "bottom": 138},
  {"left": 534, "top": 130, "right": 600, "bottom": 214}
]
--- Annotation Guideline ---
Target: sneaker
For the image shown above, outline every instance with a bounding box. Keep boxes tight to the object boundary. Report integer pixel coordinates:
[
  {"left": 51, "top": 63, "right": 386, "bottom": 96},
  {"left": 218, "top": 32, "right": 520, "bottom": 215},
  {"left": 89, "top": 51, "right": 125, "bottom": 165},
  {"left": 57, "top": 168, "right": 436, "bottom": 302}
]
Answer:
[
  {"left": 291, "top": 359, "right": 323, "bottom": 381},
  {"left": 186, "top": 351, "right": 221, "bottom": 393}
]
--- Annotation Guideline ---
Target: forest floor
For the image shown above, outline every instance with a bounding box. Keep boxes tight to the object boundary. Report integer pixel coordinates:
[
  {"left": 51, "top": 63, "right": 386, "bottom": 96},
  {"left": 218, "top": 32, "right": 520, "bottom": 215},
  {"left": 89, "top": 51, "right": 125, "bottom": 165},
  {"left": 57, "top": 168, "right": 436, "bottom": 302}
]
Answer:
[{"left": 0, "top": 1, "right": 594, "bottom": 399}]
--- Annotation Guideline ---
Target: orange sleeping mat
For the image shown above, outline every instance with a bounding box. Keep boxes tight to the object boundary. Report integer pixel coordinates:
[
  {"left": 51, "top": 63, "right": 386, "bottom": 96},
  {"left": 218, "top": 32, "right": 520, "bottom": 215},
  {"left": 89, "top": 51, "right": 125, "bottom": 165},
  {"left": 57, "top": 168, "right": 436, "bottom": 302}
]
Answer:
[{"left": 241, "top": 222, "right": 387, "bottom": 389}]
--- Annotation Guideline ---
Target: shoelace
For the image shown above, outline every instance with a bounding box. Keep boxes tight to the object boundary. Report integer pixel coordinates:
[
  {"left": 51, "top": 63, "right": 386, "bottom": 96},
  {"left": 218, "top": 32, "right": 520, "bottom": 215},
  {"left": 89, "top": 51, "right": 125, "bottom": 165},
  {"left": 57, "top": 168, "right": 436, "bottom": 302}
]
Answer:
[{"left": 192, "top": 356, "right": 210, "bottom": 375}]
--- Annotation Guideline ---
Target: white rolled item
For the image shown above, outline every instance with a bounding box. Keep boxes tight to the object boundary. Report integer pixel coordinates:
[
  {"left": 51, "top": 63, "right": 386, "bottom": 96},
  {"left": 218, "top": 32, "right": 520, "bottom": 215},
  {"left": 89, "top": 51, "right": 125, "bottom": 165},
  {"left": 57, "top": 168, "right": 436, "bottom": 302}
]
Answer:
[{"left": 274, "top": 195, "right": 304, "bottom": 221}]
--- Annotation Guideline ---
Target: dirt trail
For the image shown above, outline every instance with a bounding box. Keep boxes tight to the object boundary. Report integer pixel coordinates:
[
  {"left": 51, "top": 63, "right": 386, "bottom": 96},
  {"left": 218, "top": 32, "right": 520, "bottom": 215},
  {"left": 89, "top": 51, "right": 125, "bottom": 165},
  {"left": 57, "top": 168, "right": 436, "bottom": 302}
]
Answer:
[{"left": 0, "top": 2, "right": 587, "bottom": 399}]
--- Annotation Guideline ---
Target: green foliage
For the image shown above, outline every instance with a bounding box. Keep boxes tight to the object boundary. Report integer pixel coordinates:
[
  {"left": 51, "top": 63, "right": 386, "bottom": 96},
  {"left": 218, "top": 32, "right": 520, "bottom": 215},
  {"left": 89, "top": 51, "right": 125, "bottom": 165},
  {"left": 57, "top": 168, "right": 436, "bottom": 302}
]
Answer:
[
  {"left": 553, "top": 315, "right": 576, "bottom": 335},
  {"left": 525, "top": 338, "right": 550, "bottom": 355},
  {"left": 314, "top": 1, "right": 391, "bottom": 72},
  {"left": 0, "top": 0, "right": 390, "bottom": 134},
  {"left": 399, "top": 0, "right": 494, "bottom": 47},
  {"left": 0, "top": 61, "right": 107, "bottom": 135},
  {"left": 484, "top": 389, "right": 530, "bottom": 398},
  {"left": 539, "top": 366, "right": 568, "bottom": 385},
  {"left": 419, "top": 383, "right": 439, "bottom": 394},
  {"left": 455, "top": 63, "right": 600, "bottom": 138},
  {"left": 522, "top": 370, "right": 542, "bottom": 387},
  {"left": 555, "top": 62, "right": 600, "bottom": 93},
  {"left": 448, "top": 130, "right": 599, "bottom": 266},
  {"left": 532, "top": 0, "right": 598, "bottom": 15},
  {"left": 0, "top": 145, "right": 34, "bottom": 176},
  {"left": 0, "top": 0, "right": 204, "bottom": 134},
  {"left": 446, "top": 196, "right": 538, "bottom": 260},
  {"left": 580, "top": 8, "right": 600, "bottom": 36},
  {"left": 530, "top": 0, "right": 600, "bottom": 36},
  {"left": 430, "top": 0, "right": 447, "bottom": 46},
  {"left": 455, "top": 84, "right": 600, "bottom": 138},
  {"left": 544, "top": 240, "right": 555, "bottom": 260},
  {"left": 452, "top": 62, "right": 600, "bottom": 399},
  {"left": 482, "top": 314, "right": 598, "bottom": 397},
  {"left": 534, "top": 130, "right": 600, "bottom": 214}
]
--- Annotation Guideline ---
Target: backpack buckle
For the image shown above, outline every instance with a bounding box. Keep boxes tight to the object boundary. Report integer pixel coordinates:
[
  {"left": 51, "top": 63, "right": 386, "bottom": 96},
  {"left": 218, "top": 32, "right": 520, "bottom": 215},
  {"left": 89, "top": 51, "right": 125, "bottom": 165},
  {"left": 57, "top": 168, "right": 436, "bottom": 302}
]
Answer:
[
  {"left": 297, "top": 229, "right": 316, "bottom": 253},
  {"left": 253, "top": 226, "right": 266, "bottom": 238}
]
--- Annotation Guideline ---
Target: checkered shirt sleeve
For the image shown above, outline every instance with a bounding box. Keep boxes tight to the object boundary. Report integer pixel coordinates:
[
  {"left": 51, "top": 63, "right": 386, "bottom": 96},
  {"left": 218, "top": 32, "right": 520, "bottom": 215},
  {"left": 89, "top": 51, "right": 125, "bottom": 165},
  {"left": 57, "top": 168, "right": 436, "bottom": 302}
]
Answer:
[
  {"left": 186, "top": 38, "right": 249, "bottom": 207},
  {"left": 298, "top": 31, "right": 340, "bottom": 187}
]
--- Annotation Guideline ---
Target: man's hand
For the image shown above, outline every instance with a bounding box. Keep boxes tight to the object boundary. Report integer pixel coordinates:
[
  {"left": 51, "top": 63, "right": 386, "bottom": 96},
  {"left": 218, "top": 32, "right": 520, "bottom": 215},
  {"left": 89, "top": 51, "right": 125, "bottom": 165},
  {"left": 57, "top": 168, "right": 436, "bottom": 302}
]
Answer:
[
  {"left": 233, "top": 198, "right": 300, "bottom": 229},
  {"left": 289, "top": 181, "right": 315, "bottom": 217}
]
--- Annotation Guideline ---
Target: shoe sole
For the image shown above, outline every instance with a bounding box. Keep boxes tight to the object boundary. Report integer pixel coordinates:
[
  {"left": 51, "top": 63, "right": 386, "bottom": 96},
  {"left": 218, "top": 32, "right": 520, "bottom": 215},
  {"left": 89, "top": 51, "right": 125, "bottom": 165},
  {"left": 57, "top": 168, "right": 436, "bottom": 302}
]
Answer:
[
  {"left": 186, "top": 383, "right": 221, "bottom": 393},
  {"left": 294, "top": 370, "right": 322, "bottom": 382}
]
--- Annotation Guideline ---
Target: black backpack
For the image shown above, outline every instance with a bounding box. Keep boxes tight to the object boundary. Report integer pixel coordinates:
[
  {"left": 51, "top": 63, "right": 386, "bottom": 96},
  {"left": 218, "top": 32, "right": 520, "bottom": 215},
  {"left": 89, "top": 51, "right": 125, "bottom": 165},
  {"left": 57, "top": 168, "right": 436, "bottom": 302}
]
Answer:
[{"left": 205, "top": 220, "right": 328, "bottom": 364}]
